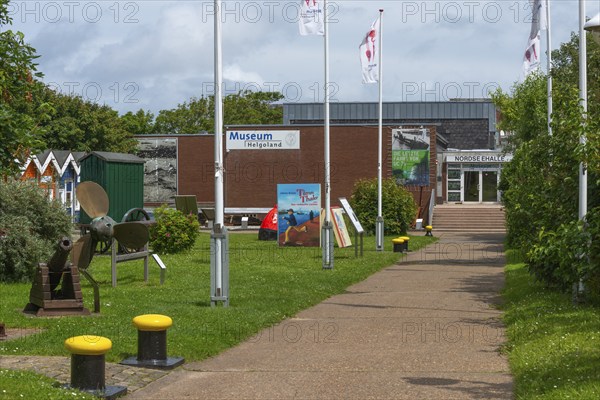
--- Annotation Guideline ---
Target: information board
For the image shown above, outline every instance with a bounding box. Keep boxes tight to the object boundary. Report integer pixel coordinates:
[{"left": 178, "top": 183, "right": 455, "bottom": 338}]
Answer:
[{"left": 338, "top": 197, "right": 364, "bottom": 234}]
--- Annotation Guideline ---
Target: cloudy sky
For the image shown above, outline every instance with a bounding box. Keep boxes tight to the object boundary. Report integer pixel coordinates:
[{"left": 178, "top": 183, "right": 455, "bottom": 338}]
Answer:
[{"left": 6, "top": 0, "right": 598, "bottom": 115}]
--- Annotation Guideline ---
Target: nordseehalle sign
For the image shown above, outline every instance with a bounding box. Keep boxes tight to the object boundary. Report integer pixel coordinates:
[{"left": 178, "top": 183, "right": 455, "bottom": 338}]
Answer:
[
  {"left": 445, "top": 153, "right": 513, "bottom": 163},
  {"left": 226, "top": 130, "right": 300, "bottom": 150}
]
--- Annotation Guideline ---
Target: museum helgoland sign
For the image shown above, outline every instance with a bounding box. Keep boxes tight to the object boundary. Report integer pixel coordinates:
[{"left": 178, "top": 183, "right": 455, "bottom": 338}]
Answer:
[{"left": 226, "top": 130, "right": 300, "bottom": 150}]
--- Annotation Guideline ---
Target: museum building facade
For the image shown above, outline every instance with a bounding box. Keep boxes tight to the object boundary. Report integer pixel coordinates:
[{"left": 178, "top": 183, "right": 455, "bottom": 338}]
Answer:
[{"left": 135, "top": 100, "right": 509, "bottom": 222}]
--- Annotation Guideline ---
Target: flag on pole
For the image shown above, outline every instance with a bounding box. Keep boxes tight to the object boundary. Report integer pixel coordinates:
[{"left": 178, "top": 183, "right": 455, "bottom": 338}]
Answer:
[
  {"left": 532, "top": 0, "right": 548, "bottom": 32},
  {"left": 523, "top": 35, "right": 541, "bottom": 75},
  {"left": 299, "top": 0, "right": 324, "bottom": 36},
  {"left": 359, "top": 16, "right": 381, "bottom": 83},
  {"left": 522, "top": 0, "right": 547, "bottom": 76}
]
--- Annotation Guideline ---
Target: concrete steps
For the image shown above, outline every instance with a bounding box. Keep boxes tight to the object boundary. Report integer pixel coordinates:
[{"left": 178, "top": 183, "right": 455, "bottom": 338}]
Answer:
[{"left": 432, "top": 205, "right": 506, "bottom": 232}]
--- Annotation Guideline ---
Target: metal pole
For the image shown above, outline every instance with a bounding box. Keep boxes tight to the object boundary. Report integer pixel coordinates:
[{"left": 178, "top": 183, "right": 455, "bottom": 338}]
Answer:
[
  {"left": 375, "top": 9, "right": 384, "bottom": 252},
  {"left": 576, "top": 0, "right": 587, "bottom": 297},
  {"left": 211, "top": 0, "right": 228, "bottom": 306},
  {"left": 322, "top": 0, "right": 334, "bottom": 270},
  {"left": 546, "top": 0, "right": 552, "bottom": 136}
]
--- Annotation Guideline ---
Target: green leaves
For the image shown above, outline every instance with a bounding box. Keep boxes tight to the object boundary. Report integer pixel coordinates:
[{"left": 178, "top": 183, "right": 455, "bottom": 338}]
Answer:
[
  {"left": 350, "top": 178, "right": 417, "bottom": 235},
  {"left": 149, "top": 205, "right": 200, "bottom": 254},
  {"left": 153, "top": 90, "right": 283, "bottom": 134},
  {"left": 0, "top": 179, "right": 72, "bottom": 283},
  {"left": 494, "top": 33, "right": 600, "bottom": 294},
  {"left": 0, "top": 0, "right": 47, "bottom": 175}
]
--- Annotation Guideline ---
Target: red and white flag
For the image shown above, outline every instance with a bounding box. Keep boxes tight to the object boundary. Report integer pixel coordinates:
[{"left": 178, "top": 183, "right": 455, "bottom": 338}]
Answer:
[
  {"left": 299, "top": 0, "right": 324, "bottom": 36},
  {"left": 359, "top": 16, "right": 381, "bottom": 83},
  {"left": 522, "top": 35, "right": 541, "bottom": 76},
  {"left": 522, "top": 0, "right": 547, "bottom": 76}
]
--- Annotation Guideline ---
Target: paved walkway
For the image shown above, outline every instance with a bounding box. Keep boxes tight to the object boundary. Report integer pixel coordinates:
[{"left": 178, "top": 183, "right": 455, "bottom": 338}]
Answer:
[
  {"left": 128, "top": 232, "right": 512, "bottom": 399},
  {"left": 1, "top": 232, "right": 511, "bottom": 399}
]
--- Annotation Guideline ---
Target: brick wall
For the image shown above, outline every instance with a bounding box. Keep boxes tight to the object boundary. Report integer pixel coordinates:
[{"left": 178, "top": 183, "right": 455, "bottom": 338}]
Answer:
[{"left": 141, "top": 125, "right": 438, "bottom": 222}]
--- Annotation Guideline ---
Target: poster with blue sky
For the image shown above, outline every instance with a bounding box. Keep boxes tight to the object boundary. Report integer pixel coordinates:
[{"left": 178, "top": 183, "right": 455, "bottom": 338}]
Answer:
[{"left": 277, "top": 184, "right": 321, "bottom": 247}]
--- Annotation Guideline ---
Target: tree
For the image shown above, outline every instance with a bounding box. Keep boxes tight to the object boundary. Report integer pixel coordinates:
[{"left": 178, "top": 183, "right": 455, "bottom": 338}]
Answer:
[
  {"left": 154, "top": 96, "right": 213, "bottom": 134},
  {"left": 120, "top": 109, "right": 155, "bottom": 136},
  {"left": 153, "top": 90, "right": 284, "bottom": 134},
  {"left": 223, "top": 90, "right": 284, "bottom": 126},
  {"left": 0, "top": 0, "right": 48, "bottom": 175},
  {"left": 32, "top": 86, "right": 137, "bottom": 153},
  {"left": 492, "top": 32, "right": 600, "bottom": 292}
]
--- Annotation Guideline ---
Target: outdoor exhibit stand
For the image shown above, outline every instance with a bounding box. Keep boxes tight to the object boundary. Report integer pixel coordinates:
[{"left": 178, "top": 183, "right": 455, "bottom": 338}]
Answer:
[{"left": 339, "top": 198, "right": 364, "bottom": 257}]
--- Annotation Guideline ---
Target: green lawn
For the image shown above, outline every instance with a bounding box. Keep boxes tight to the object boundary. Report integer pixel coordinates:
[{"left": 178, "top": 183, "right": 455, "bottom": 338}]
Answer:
[
  {"left": 0, "top": 369, "right": 94, "bottom": 399},
  {"left": 1, "top": 232, "right": 435, "bottom": 397},
  {"left": 502, "top": 250, "right": 600, "bottom": 399}
]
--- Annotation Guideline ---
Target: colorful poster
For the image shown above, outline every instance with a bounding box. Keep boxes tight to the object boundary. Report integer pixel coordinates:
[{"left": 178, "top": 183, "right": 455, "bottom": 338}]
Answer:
[
  {"left": 331, "top": 207, "right": 352, "bottom": 248},
  {"left": 277, "top": 184, "right": 321, "bottom": 247},
  {"left": 392, "top": 128, "right": 430, "bottom": 186}
]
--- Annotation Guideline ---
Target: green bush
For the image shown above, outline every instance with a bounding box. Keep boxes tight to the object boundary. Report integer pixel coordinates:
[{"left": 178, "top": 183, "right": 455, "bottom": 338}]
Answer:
[
  {"left": 350, "top": 178, "right": 417, "bottom": 235},
  {"left": 0, "top": 179, "right": 72, "bottom": 282},
  {"left": 526, "top": 211, "right": 599, "bottom": 296},
  {"left": 149, "top": 205, "right": 200, "bottom": 254}
]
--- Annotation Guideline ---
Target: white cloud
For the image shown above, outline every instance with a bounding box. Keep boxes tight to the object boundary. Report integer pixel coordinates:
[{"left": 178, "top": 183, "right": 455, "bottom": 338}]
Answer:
[
  {"left": 223, "top": 64, "right": 263, "bottom": 84},
  {"left": 8, "top": 0, "right": 595, "bottom": 114}
]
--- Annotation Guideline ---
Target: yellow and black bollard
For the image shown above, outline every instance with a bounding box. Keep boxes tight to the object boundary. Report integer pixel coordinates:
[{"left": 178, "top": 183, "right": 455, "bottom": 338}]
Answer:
[
  {"left": 392, "top": 238, "right": 405, "bottom": 253},
  {"left": 121, "top": 314, "right": 184, "bottom": 370},
  {"left": 64, "top": 335, "right": 127, "bottom": 399},
  {"left": 398, "top": 236, "right": 411, "bottom": 252}
]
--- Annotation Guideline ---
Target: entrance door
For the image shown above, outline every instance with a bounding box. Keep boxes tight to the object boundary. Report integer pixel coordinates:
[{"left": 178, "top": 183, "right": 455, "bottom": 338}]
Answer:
[
  {"left": 482, "top": 171, "right": 498, "bottom": 202},
  {"left": 463, "top": 171, "right": 479, "bottom": 202}
]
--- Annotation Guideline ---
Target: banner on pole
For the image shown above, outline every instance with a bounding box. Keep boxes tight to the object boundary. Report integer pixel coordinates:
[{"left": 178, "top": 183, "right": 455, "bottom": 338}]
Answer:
[
  {"left": 392, "top": 128, "right": 430, "bottom": 186},
  {"left": 522, "top": 0, "right": 547, "bottom": 76},
  {"left": 299, "top": 0, "right": 324, "bottom": 36},
  {"left": 359, "top": 15, "right": 381, "bottom": 84}
]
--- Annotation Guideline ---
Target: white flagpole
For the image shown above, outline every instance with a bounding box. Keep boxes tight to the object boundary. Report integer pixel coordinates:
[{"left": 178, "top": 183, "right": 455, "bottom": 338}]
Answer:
[
  {"left": 546, "top": 0, "right": 552, "bottom": 136},
  {"left": 578, "top": 0, "right": 587, "bottom": 223},
  {"left": 322, "top": 0, "right": 333, "bottom": 269},
  {"left": 576, "top": 0, "right": 587, "bottom": 296},
  {"left": 211, "top": 0, "right": 229, "bottom": 306},
  {"left": 376, "top": 9, "right": 384, "bottom": 252}
]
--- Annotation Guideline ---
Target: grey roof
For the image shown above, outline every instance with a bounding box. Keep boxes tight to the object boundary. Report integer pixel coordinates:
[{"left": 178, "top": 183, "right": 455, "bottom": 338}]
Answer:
[
  {"left": 73, "top": 152, "right": 87, "bottom": 162},
  {"left": 51, "top": 150, "right": 72, "bottom": 166},
  {"left": 35, "top": 149, "right": 53, "bottom": 165},
  {"left": 79, "top": 151, "right": 145, "bottom": 164},
  {"left": 33, "top": 149, "right": 77, "bottom": 167},
  {"left": 283, "top": 101, "right": 497, "bottom": 133}
]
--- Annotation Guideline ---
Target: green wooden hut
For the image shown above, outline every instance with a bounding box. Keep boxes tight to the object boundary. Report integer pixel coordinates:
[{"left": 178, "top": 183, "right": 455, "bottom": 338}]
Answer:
[{"left": 78, "top": 151, "right": 145, "bottom": 224}]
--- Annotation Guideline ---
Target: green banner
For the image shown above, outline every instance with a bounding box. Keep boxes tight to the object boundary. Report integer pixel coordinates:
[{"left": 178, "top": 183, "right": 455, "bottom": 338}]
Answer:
[{"left": 392, "top": 150, "right": 430, "bottom": 186}]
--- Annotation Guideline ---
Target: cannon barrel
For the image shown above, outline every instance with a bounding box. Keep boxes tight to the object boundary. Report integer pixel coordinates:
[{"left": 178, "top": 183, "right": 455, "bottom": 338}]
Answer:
[{"left": 48, "top": 238, "right": 73, "bottom": 292}]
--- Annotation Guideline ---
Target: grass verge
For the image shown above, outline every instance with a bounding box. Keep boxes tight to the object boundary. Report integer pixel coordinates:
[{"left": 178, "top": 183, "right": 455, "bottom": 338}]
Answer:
[
  {"left": 502, "top": 249, "right": 600, "bottom": 399},
  {"left": 0, "top": 369, "right": 94, "bottom": 399},
  {"left": 1, "top": 233, "right": 435, "bottom": 396}
]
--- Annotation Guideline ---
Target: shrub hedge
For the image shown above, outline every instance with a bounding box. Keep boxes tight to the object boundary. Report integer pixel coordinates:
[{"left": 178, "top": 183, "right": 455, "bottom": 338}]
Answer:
[
  {"left": 349, "top": 177, "right": 417, "bottom": 235},
  {"left": 0, "top": 179, "right": 72, "bottom": 282}
]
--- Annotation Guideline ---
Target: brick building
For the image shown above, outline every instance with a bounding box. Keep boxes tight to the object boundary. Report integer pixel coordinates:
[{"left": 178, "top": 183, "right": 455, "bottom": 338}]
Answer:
[{"left": 136, "top": 100, "right": 509, "bottom": 223}]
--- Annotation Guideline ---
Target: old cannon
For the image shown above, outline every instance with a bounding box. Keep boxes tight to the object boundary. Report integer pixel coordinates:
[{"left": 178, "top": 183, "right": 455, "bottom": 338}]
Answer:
[
  {"left": 24, "top": 237, "right": 90, "bottom": 316},
  {"left": 23, "top": 181, "right": 151, "bottom": 316}
]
